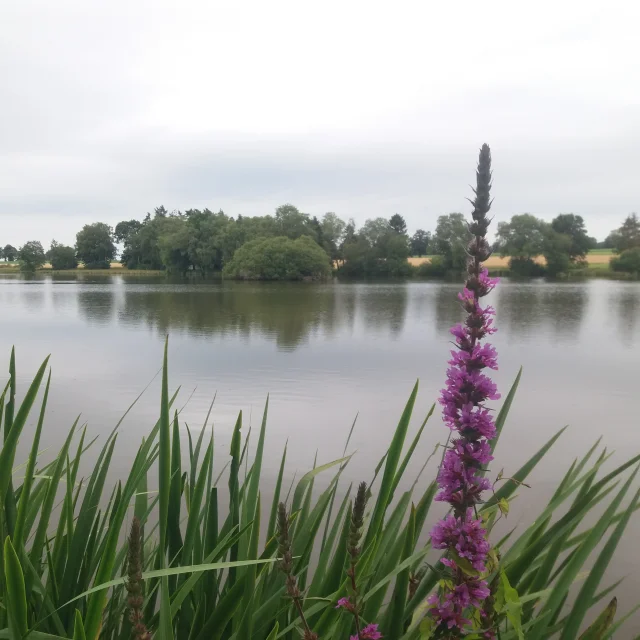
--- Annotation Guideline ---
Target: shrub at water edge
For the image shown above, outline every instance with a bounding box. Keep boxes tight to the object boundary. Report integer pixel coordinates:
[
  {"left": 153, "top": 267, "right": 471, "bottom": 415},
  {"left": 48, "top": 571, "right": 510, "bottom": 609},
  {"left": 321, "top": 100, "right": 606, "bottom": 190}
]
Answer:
[{"left": 224, "top": 235, "right": 332, "bottom": 280}]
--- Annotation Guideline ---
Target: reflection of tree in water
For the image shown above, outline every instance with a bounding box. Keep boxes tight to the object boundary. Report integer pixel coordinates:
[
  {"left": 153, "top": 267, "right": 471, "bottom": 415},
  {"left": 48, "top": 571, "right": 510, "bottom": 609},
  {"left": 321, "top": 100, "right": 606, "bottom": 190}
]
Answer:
[
  {"left": 539, "top": 285, "right": 587, "bottom": 342},
  {"left": 435, "top": 285, "right": 464, "bottom": 338},
  {"left": 497, "top": 283, "right": 587, "bottom": 342},
  {"left": 77, "top": 288, "right": 116, "bottom": 325},
  {"left": 117, "top": 284, "right": 348, "bottom": 351},
  {"left": 496, "top": 285, "right": 542, "bottom": 339},
  {"left": 360, "top": 284, "right": 408, "bottom": 337},
  {"left": 610, "top": 287, "right": 640, "bottom": 343}
]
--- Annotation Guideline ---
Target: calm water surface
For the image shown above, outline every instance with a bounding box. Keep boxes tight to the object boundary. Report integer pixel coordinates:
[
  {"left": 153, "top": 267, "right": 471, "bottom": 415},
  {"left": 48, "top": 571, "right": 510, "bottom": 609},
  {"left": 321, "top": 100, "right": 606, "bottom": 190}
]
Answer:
[{"left": 1, "top": 274, "right": 639, "bottom": 631}]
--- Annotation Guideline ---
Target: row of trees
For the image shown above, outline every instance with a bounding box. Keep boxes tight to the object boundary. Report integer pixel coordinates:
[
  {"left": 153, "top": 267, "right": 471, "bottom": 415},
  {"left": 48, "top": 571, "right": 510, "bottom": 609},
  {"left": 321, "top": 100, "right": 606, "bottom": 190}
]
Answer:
[
  {"left": 495, "top": 213, "right": 640, "bottom": 275},
  {"left": 6, "top": 206, "right": 640, "bottom": 277},
  {"left": 495, "top": 213, "right": 595, "bottom": 275},
  {"left": 7, "top": 223, "right": 118, "bottom": 272}
]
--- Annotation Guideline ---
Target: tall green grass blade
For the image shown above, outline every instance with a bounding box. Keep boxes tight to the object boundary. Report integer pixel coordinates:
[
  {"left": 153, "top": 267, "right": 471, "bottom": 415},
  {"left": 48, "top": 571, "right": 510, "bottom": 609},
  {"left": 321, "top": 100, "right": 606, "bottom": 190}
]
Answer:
[
  {"left": 529, "top": 465, "right": 639, "bottom": 639},
  {"left": 561, "top": 487, "right": 640, "bottom": 638},
  {"left": 4, "top": 349, "right": 18, "bottom": 538},
  {"left": 490, "top": 366, "right": 522, "bottom": 457},
  {"left": 72, "top": 610, "right": 86, "bottom": 640},
  {"left": 390, "top": 403, "right": 434, "bottom": 500},
  {"left": 267, "top": 441, "right": 287, "bottom": 540},
  {"left": 14, "top": 370, "right": 51, "bottom": 546},
  {"left": 578, "top": 597, "right": 617, "bottom": 639},
  {"left": 384, "top": 504, "right": 416, "bottom": 639},
  {"left": 364, "top": 381, "right": 418, "bottom": 548},
  {"left": 0, "top": 355, "right": 49, "bottom": 504},
  {"left": 485, "top": 426, "right": 567, "bottom": 508},
  {"left": 4, "top": 536, "right": 27, "bottom": 637},
  {"left": 291, "top": 455, "right": 350, "bottom": 515},
  {"left": 30, "top": 419, "right": 78, "bottom": 570},
  {"left": 237, "top": 494, "right": 260, "bottom": 640},
  {"left": 158, "top": 336, "right": 172, "bottom": 561}
]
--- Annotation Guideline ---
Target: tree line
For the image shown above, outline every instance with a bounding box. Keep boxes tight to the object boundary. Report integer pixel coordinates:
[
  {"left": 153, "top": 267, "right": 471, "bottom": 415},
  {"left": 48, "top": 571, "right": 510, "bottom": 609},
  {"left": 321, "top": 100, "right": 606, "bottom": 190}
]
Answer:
[
  {"left": 4, "top": 205, "right": 640, "bottom": 277},
  {"left": 495, "top": 212, "right": 640, "bottom": 275}
]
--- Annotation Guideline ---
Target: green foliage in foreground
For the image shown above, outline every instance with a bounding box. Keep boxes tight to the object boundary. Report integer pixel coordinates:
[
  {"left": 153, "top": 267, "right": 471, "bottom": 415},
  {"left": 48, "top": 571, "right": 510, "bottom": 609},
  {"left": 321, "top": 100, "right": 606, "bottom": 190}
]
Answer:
[
  {"left": 0, "top": 348, "right": 638, "bottom": 639},
  {"left": 224, "top": 235, "right": 332, "bottom": 280}
]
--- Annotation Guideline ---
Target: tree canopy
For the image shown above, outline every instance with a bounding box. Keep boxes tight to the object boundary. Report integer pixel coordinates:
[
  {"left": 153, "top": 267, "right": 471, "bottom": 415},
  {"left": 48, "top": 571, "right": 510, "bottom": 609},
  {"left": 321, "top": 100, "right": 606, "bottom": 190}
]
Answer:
[
  {"left": 433, "top": 213, "right": 470, "bottom": 271},
  {"left": 389, "top": 214, "right": 407, "bottom": 235},
  {"left": 76, "top": 223, "right": 116, "bottom": 268},
  {"left": 47, "top": 240, "right": 78, "bottom": 270},
  {"left": 410, "top": 229, "right": 430, "bottom": 256},
  {"left": 551, "top": 214, "right": 593, "bottom": 261},
  {"left": 18, "top": 241, "right": 46, "bottom": 272},
  {"left": 3, "top": 245, "right": 17, "bottom": 262}
]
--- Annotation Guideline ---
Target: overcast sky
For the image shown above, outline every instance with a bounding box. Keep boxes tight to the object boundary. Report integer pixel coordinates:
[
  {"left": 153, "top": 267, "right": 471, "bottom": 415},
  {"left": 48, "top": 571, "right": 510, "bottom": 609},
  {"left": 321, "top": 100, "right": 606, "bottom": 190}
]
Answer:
[{"left": 2, "top": 0, "right": 639, "bottom": 247}]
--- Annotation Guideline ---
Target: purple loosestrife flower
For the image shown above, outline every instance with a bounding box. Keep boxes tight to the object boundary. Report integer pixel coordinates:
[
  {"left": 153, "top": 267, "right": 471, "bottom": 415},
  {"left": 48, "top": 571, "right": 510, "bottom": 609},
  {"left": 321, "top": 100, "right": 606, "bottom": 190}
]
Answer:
[
  {"left": 350, "top": 623, "right": 383, "bottom": 639},
  {"left": 428, "top": 144, "right": 498, "bottom": 637}
]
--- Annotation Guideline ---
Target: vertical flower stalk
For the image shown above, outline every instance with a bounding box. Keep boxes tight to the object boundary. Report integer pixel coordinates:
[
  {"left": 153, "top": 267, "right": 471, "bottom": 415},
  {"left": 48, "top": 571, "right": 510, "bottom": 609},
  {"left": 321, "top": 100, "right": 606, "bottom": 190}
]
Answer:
[
  {"left": 427, "top": 144, "right": 498, "bottom": 636},
  {"left": 277, "top": 502, "right": 318, "bottom": 640},
  {"left": 126, "top": 517, "right": 151, "bottom": 640},
  {"left": 336, "top": 482, "right": 383, "bottom": 640}
]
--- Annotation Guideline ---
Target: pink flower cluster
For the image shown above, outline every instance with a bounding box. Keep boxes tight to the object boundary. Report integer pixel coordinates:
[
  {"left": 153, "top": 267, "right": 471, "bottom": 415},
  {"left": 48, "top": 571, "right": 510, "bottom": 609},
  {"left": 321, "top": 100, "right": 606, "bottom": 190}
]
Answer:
[
  {"left": 350, "top": 624, "right": 382, "bottom": 640},
  {"left": 428, "top": 268, "right": 500, "bottom": 633},
  {"left": 336, "top": 599, "right": 383, "bottom": 639}
]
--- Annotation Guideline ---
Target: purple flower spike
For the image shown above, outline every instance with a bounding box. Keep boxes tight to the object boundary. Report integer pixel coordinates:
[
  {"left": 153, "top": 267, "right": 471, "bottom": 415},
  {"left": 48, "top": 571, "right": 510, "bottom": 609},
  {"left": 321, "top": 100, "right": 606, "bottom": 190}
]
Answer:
[
  {"left": 427, "top": 144, "right": 497, "bottom": 637},
  {"left": 350, "top": 623, "right": 383, "bottom": 639}
]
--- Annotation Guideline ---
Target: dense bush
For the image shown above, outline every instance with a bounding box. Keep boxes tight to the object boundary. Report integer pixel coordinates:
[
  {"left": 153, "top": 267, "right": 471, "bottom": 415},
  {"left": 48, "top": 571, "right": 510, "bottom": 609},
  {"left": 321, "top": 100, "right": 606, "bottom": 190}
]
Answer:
[
  {"left": 83, "top": 260, "right": 111, "bottom": 270},
  {"left": 508, "top": 256, "right": 546, "bottom": 276},
  {"left": 339, "top": 224, "right": 412, "bottom": 277},
  {"left": 610, "top": 247, "right": 640, "bottom": 273},
  {"left": 48, "top": 241, "right": 78, "bottom": 270},
  {"left": 414, "top": 255, "right": 447, "bottom": 277},
  {"left": 224, "top": 235, "right": 331, "bottom": 280}
]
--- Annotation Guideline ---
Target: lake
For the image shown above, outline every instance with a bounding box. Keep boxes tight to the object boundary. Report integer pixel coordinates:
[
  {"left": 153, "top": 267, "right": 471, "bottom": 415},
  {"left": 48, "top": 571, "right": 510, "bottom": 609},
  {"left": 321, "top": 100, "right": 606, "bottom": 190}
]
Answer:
[{"left": 1, "top": 274, "right": 639, "bottom": 631}]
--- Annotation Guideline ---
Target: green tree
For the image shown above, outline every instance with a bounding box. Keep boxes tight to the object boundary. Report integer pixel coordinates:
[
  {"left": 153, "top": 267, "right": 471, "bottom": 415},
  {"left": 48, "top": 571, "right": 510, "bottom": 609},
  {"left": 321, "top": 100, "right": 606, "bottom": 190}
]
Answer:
[
  {"left": 157, "top": 216, "right": 191, "bottom": 274},
  {"left": 3, "top": 245, "right": 17, "bottom": 262},
  {"left": 114, "top": 220, "right": 143, "bottom": 244},
  {"left": 610, "top": 247, "right": 640, "bottom": 273},
  {"left": 360, "top": 218, "right": 391, "bottom": 246},
  {"left": 433, "top": 213, "right": 470, "bottom": 271},
  {"left": 496, "top": 214, "right": 546, "bottom": 260},
  {"left": 410, "top": 229, "right": 430, "bottom": 256},
  {"left": 48, "top": 240, "right": 78, "bottom": 270},
  {"left": 551, "top": 214, "right": 592, "bottom": 262},
  {"left": 321, "top": 212, "right": 346, "bottom": 260},
  {"left": 224, "top": 235, "right": 331, "bottom": 280},
  {"left": 76, "top": 222, "right": 116, "bottom": 268},
  {"left": 120, "top": 208, "right": 174, "bottom": 269},
  {"left": 340, "top": 217, "right": 411, "bottom": 277},
  {"left": 611, "top": 213, "right": 640, "bottom": 252},
  {"left": 542, "top": 228, "right": 572, "bottom": 276},
  {"left": 389, "top": 213, "right": 407, "bottom": 235},
  {"left": 185, "top": 209, "right": 229, "bottom": 274},
  {"left": 274, "top": 204, "right": 313, "bottom": 239},
  {"left": 18, "top": 241, "right": 46, "bottom": 272},
  {"left": 495, "top": 213, "right": 546, "bottom": 274}
]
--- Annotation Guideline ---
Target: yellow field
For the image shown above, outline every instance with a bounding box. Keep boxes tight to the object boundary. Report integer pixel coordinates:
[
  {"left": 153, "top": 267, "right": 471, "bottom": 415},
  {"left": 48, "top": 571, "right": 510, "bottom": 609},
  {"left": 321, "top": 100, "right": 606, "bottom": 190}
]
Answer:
[
  {"left": 39, "top": 261, "right": 124, "bottom": 269},
  {"left": 408, "top": 252, "right": 613, "bottom": 267}
]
